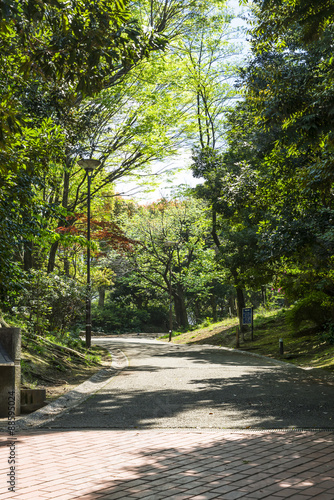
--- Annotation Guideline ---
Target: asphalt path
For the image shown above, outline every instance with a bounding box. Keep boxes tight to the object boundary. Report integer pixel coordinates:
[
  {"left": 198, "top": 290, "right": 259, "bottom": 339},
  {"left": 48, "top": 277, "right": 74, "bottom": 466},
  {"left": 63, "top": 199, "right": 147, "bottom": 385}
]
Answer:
[{"left": 41, "top": 338, "right": 334, "bottom": 430}]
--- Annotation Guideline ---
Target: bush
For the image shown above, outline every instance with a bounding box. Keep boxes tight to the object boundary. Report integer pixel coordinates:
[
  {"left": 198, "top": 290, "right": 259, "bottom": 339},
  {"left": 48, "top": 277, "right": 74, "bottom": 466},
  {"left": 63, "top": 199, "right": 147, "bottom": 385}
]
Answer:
[
  {"left": 199, "top": 317, "right": 213, "bottom": 328},
  {"left": 92, "top": 303, "right": 149, "bottom": 333},
  {"left": 321, "top": 321, "right": 334, "bottom": 345},
  {"left": 286, "top": 291, "right": 332, "bottom": 332},
  {"left": 92, "top": 302, "right": 168, "bottom": 333},
  {"left": 13, "top": 270, "right": 86, "bottom": 335}
]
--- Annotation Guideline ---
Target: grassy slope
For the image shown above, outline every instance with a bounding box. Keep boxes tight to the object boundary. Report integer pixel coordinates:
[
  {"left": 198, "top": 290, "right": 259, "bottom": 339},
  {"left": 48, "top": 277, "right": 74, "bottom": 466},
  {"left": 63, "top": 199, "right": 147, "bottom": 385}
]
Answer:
[
  {"left": 21, "top": 335, "right": 112, "bottom": 402},
  {"left": 160, "top": 309, "right": 334, "bottom": 372}
]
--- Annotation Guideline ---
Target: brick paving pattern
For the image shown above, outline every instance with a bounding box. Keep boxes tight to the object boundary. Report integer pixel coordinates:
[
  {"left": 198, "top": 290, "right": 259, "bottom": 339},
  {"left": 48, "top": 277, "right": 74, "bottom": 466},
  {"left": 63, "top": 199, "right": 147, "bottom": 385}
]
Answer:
[{"left": 1, "top": 430, "right": 334, "bottom": 499}]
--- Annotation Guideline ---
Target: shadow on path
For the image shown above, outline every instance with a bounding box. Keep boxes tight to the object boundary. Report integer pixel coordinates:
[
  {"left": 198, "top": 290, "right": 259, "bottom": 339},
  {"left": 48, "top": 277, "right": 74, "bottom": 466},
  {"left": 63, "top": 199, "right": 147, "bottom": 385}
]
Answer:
[
  {"left": 43, "top": 342, "right": 334, "bottom": 430},
  {"left": 7, "top": 429, "right": 334, "bottom": 500}
]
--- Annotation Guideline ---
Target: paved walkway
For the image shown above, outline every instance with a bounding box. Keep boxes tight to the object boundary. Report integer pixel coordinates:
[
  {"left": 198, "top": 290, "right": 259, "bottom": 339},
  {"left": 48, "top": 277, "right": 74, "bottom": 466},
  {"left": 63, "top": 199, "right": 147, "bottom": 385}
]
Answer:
[
  {"left": 42, "top": 339, "right": 334, "bottom": 430},
  {"left": 1, "top": 429, "right": 334, "bottom": 499},
  {"left": 1, "top": 338, "right": 334, "bottom": 499}
]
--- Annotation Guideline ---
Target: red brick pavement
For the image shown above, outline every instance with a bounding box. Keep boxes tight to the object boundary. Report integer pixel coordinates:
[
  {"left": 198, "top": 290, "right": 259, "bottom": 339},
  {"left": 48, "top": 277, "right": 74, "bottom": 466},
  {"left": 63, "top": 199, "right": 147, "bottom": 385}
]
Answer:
[{"left": 1, "top": 430, "right": 334, "bottom": 499}]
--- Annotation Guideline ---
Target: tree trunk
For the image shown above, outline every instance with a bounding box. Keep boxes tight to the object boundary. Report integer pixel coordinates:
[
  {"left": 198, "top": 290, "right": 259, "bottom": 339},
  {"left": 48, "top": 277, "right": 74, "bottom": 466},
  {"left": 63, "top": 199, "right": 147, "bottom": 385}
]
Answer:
[
  {"left": 23, "top": 241, "right": 33, "bottom": 271},
  {"left": 261, "top": 285, "right": 266, "bottom": 306},
  {"left": 236, "top": 286, "right": 246, "bottom": 333},
  {"left": 173, "top": 286, "right": 189, "bottom": 329},
  {"left": 98, "top": 288, "right": 105, "bottom": 308},
  {"left": 229, "top": 295, "right": 236, "bottom": 317},
  {"left": 194, "top": 300, "right": 201, "bottom": 324},
  {"left": 211, "top": 294, "right": 217, "bottom": 322},
  {"left": 64, "top": 257, "right": 70, "bottom": 277},
  {"left": 47, "top": 160, "right": 71, "bottom": 273},
  {"left": 62, "top": 168, "right": 70, "bottom": 210},
  {"left": 47, "top": 241, "right": 59, "bottom": 273},
  {"left": 211, "top": 208, "right": 221, "bottom": 249}
]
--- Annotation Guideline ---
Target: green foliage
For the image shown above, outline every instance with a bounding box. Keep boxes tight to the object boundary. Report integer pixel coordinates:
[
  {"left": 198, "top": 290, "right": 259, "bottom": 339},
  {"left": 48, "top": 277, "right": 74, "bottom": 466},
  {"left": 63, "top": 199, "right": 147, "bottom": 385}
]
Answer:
[
  {"left": 13, "top": 270, "right": 86, "bottom": 335},
  {"left": 0, "top": 0, "right": 168, "bottom": 102},
  {"left": 286, "top": 292, "right": 332, "bottom": 332},
  {"left": 0, "top": 0, "right": 212, "bottom": 321},
  {"left": 169, "top": 5, "right": 244, "bottom": 149},
  {"left": 191, "top": 0, "right": 334, "bottom": 334},
  {"left": 92, "top": 302, "right": 167, "bottom": 333},
  {"left": 321, "top": 322, "right": 334, "bottom": 345},
  {"left": 47, "top": 331, "right": 84, "bottom": 350},
  {"left": 191, "top": 145, "right": 273, "bottom": 294},
  {"left": 121, "top": 197, "right": 220, "bottom": 328},
  {"left": 199, "top": 317, "right": 214, "bottom": 328},
  {"left": 9, "top": 0, "right": 334, "bottom": 344}
]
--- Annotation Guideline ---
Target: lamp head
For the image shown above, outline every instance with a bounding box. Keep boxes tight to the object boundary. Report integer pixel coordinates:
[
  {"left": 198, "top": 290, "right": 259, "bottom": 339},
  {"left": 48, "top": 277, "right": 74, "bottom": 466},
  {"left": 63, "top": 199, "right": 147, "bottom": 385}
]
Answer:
[{"left": 78, "top": 158, "right": 101, "bottom": 171}]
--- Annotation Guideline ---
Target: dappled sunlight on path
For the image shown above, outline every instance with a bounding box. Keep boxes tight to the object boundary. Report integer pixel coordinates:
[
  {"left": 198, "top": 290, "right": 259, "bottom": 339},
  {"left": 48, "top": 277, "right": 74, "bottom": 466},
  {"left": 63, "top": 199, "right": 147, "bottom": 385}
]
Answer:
[{"left": 1, "top": 430, "right": 333, "bottom": 499}]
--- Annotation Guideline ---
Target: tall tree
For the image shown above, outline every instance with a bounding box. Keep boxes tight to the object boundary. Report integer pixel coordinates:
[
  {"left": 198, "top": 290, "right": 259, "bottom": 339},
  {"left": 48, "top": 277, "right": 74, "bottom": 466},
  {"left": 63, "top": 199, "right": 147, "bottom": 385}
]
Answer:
[
  {"left": 211, "top": 0, "right": 334, "bottom": 322},
  {"left": 120, "top": 197, "right": 219, "bottom": 329},
  {"left": 0, "top": 0, "right": 206, "bottom": 310},
  {"left": 177, "top": 4, "right": 250, "bottom": 326}
]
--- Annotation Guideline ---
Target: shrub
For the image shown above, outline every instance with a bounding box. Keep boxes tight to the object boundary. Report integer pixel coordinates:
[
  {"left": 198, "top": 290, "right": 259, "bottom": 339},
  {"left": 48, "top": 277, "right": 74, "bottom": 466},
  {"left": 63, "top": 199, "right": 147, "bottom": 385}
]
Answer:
[
  {"left": 92, "top": 302, "right": 168, "bottom": 333},
  {"left": 286, "top": 291, "right": 332, "bottom": 332},
  {"left": 14, "top": 270, "right": 86, "bottom": 335},
  {"left": 199, "top": 317, "right": 213, "bottom": 328},
  {"left": 92, "top": 303, "right": 149, "bottom": 333},
  {"left": 321, "top": 321, "right": 334, "bottom": 345}
]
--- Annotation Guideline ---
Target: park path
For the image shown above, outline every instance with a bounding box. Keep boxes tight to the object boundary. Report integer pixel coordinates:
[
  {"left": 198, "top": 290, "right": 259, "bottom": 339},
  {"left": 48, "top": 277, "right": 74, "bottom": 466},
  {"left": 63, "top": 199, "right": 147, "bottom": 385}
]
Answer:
[
  {"left": 1, "top": 428, "right": 334, "bottom": 499},
  {"left": 42, "top": 337, "right": 334, "bottom": 430},
  {"left": 1, "top": 337, "right": 334, "bottom": 499}
]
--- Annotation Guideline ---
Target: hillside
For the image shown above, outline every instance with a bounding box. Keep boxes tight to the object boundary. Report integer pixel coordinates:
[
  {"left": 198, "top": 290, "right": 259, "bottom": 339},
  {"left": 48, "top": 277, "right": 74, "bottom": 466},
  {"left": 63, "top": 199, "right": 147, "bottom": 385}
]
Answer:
[
  {"left": 160, "top": 310, "right": 334, "bottom": 373},
  {"left": 21, "top": 333, "right": 112, "bottom": 402}
]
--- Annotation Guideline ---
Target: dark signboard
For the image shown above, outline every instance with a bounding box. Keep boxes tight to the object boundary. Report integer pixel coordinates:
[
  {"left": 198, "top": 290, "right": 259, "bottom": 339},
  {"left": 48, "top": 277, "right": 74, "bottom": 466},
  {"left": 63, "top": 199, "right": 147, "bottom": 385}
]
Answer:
[{"left": 242, "top": 307, "right": 253, "bottom": 325}]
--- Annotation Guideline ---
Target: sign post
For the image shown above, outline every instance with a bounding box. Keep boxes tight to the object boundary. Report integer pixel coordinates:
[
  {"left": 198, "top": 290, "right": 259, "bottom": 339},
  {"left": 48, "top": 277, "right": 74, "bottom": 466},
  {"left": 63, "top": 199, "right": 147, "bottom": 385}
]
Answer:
[{"left": 242, "top": 307, "right": 254, "bottom": 341}]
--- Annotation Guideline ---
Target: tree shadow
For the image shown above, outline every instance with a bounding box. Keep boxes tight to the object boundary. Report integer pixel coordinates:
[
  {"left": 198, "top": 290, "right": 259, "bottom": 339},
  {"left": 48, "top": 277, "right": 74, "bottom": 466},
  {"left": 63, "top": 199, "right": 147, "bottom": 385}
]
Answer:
[
  {"left": 11, "top": 428, "right": 334, "bottom": 499},
  {"left": 44, "top": 341, "right": 334, "bottom": 430}
]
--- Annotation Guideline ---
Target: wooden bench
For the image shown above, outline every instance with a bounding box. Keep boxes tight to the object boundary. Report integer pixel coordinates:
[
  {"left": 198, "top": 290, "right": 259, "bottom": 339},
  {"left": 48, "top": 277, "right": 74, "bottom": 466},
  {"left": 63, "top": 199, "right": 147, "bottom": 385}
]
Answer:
[{"left": 0, "top": 328, "right": 21, "bottom": 417}]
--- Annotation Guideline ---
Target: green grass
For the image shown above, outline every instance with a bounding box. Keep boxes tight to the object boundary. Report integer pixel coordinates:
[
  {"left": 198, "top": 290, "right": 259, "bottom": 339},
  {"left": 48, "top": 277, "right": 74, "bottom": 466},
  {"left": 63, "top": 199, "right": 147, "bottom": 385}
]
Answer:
[{"left": 158, "top": 309, "right": 334, "bottom": 373}]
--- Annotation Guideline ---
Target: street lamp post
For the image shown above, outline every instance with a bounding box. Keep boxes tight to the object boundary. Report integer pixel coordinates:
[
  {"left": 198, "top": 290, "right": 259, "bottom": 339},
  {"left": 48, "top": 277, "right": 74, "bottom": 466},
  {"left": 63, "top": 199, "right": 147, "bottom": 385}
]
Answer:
[
  {"left": 164, "top": 241, "right": 177, "bottom": 342},
  {"left": 168, "top": 253, "right": 173, "bottom": 342},
  {"left": 78, "top": 158, "right": 101, "bottom": 348}
]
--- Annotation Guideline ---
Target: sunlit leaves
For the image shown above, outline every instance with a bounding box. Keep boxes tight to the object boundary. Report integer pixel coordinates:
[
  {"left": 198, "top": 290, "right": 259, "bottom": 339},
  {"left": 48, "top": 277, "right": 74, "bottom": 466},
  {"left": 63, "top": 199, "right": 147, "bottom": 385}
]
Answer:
[
  {"left": 122, "top": 197, "right": 219, "bottom": 299},
  {"left": 221, "top": 0, "right": 334, "bottom": 304}
]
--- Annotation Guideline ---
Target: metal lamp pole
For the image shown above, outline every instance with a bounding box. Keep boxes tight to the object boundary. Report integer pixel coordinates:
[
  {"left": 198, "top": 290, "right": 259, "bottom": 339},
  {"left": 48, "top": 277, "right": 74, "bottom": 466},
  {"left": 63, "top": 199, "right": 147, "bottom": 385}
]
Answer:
[
  {"left": 78, "top": 158, "right": 101, "bottom": 348},
  {"left": 164, "top": 241, "right": 177, "bottom": 342},
  {"left": 168, "top": 251, "right": 173, "bottom": 342}
]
